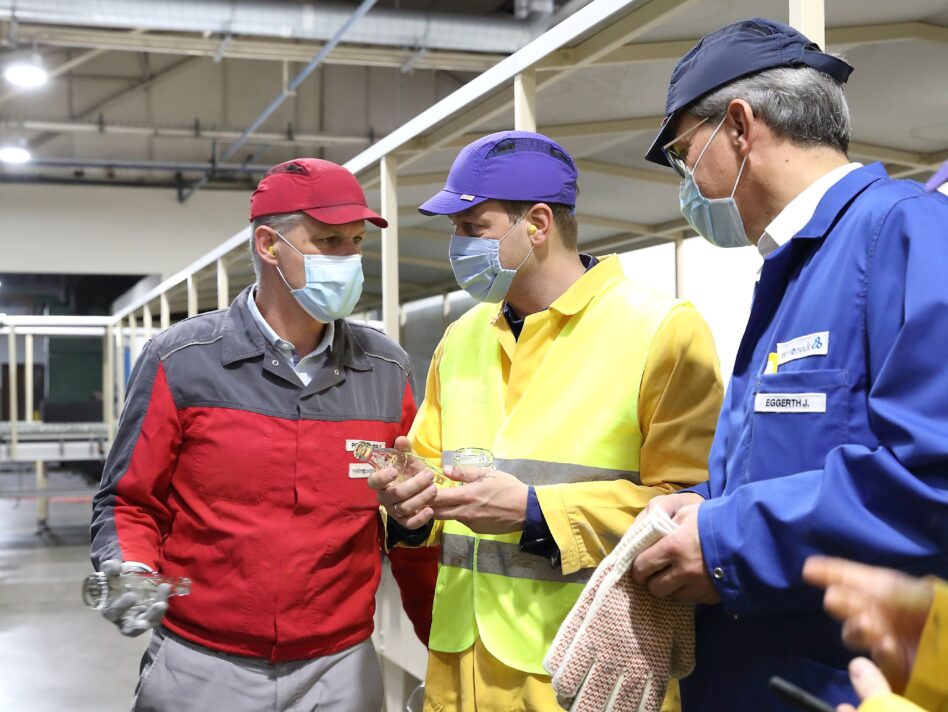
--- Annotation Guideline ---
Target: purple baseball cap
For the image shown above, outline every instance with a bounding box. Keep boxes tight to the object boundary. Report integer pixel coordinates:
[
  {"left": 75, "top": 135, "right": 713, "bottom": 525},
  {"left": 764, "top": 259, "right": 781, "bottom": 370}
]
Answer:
[{"left": 418, "top": 130, "right": 578, "bottom": 216}]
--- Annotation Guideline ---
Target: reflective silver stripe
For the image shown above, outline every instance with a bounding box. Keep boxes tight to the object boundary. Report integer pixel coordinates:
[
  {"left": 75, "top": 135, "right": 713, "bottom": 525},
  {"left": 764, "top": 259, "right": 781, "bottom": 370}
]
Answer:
[
  {"left": 441, "top": 533, "right": 475, "bottom": 570},
  {"left": 440, "top": 533, "right": 592, "bottom": 584},
  {"left": 476, "top": 539, "right": 592, "bottom": 584},
  {"left": 442, "top": 451, "right": 639, "bottom": 486},
  {"left": 497, "top": 458, "right": 640, "bottom": 486}
]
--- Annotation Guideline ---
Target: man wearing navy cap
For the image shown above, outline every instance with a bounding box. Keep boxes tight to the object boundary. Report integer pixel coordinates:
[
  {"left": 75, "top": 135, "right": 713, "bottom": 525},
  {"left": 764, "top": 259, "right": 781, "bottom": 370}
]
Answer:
[
  {"left": 90, "top": 158, "right": 436, "bottom": 711},
  {"left": 368, "top": 130, "right": 723, "bottom": 710},
  {"left": 630, "top": 18, "right": 948, "bottom": 711}
]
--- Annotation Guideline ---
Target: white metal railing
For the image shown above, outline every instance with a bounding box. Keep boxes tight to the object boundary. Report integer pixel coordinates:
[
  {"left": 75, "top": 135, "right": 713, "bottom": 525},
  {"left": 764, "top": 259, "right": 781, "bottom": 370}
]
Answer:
[{"left": 0, "top": 0, "right": 829, "bottom": 546}]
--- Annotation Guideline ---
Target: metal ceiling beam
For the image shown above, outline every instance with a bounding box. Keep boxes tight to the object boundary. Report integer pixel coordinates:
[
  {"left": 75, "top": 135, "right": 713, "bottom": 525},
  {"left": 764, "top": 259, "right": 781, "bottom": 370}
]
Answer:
[
  {"left": 360, "top": 114, "right": 668, "bottom": 188},
  {"left": 577, "top": 213, "right": 654, "bottom": 235},
  {"left": 848, "top": 142, "right": 939, "bottom": 170},
  {"left": 827, "top": 21, "right": 948, "bottom": 47},
  {"left": 0, "top": 0, "right": 544, "bottom": 55},
  {"left": 8, "top": 23, "right": 506, "bottom": 73},
  {"left": 28, "top": 55, "right": 198, "bottom": 150},
  {"left": 183, "top": 0, "right": 378, "bottom": 201},
  {"left": 415, "top": 115, "right": 667, "bottom": 151},
  {"left": 21, "top": 156, "right": 272, "bottom": 174},
  {"left": 346, "top": 0, "right": 697, "bottom": 178},
  {"left": 7, "top": 116, "right": 367, "bottom": 148},
  {"left": 574, "top": 158, "right": 680, "bottom": 185},
  {"left": 538, "top": 21, "right": 948, "bottom": 70}
]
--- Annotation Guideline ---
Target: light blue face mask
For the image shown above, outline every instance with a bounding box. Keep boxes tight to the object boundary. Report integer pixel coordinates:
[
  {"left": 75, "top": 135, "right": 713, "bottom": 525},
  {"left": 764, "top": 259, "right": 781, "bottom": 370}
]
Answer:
[
  {"left": 676, "top": 116, "right": 752, "bottom": 249},
  {"left": 274, "top": 232, "right": 364, "bottom": 322},
  {"left": 448, "top": 215, "right": 533, "bottom": 303}
]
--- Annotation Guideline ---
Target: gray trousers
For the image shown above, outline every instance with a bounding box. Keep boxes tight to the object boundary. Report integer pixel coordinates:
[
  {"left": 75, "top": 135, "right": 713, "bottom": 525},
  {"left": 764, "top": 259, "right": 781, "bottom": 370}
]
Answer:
[{"left": 132, "top": 628, "right": 383, "bottom": 712}]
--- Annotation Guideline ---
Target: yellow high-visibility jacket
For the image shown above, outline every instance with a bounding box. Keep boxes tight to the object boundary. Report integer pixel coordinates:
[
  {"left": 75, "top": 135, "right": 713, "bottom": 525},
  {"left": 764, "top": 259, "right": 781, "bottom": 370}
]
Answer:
[{"left": 408, "top": 254, "right": 723, "bottom": 673}]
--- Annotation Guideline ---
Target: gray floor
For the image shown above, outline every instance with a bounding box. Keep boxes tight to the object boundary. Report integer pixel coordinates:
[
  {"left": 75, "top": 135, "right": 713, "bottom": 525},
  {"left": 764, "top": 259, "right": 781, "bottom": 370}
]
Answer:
[{"left": 0, "top": 470, "right": 146, "bottom": 712}]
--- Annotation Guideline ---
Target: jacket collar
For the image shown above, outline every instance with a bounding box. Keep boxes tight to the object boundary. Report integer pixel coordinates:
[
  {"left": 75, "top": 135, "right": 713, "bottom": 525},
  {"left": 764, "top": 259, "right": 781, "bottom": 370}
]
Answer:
[
  {"left": 791, "top": 162, "right": 889, "bottom": 241},
  {"left": 222, "top": 285, "right": 372, "bottom": 372},
  {"left": 487, "top": 253, "right": 621, "bottom": 329},
  {"left": 548, "top": 254, "right": 623, "bottom": 317}
]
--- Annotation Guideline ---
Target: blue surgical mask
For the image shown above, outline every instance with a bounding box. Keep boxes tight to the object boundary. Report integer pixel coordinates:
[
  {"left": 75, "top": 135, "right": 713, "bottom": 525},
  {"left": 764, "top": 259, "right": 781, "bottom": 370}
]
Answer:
[
  {"left": 448, "top": 216, "right": 533, "bottom": 303},
  {"left": 677, "top": 116, "right": 751, "bottom": 249},
  {"left": 274, "top": 232, "right": 364, "bottom": 322}
]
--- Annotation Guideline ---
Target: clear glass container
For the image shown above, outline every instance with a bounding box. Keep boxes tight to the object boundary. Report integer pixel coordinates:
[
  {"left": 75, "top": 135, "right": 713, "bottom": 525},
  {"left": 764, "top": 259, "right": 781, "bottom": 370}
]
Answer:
[
  {"left": 352, "top": 442, "right": 493, "bottom": 485},
  {"left": 82, "top": 570, "right": 191, "bottom": 611},
  {"left": 450, "top": 447, "right": 495, "bottom": 480}
]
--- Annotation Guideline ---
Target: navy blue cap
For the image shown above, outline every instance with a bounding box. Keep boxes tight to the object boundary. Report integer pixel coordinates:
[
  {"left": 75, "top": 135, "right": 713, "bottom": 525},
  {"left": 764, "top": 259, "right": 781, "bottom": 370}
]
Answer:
[
  {"left": 418, "top": 130, "right": 578, "bottom": 216},
  {"left": 644, "top": 18, "right": 854, "bottom": 166}
]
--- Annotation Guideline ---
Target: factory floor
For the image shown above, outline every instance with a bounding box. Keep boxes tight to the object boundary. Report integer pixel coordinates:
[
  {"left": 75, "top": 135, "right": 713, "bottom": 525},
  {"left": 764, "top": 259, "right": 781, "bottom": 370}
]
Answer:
[
  {"left": 0, "top": 469, "right": 145, "bottom": 711},
  {"left": 0, "top": 468, "right": 426, "bottom": 712}
]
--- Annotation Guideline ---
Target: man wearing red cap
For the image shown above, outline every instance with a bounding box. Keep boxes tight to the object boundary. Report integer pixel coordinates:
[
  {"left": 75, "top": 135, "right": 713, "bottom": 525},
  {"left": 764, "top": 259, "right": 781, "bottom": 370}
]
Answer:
[{"left": 90, "top": 158, "right": 430, "bottom": 711}]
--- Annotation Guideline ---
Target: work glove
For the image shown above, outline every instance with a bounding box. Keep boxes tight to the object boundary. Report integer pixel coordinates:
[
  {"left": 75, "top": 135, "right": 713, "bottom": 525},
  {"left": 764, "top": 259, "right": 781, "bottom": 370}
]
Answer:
[
  {"left": 99, "top": 559, "right": 170, "bottom": 637},
  {"left": 543, "top": 510, "right": 695, "bottom": 712}
]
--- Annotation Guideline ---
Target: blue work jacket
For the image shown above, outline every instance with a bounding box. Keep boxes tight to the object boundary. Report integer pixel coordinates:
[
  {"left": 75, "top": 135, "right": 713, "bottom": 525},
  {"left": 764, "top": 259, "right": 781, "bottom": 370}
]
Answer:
[{"left": 680, "top": 164, "right": 948, "bottom": 711}]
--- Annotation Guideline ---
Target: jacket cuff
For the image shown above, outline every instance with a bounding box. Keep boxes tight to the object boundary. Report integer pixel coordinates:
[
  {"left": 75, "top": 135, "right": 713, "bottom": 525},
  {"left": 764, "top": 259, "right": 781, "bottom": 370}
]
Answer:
[
  {"left": 534, "top": 485, "right": 584, "bottom": 575},
  {"left": 696, "top": 497, "right": 745, "bottom": 615},
  {"left": 518, "top": 486, "right": 561, "bottom": 567},
  {"left": 384, "top": 513, "right": 434, "bottom": 550},
  {"left": 682, "top": 481, "right": 711, "bottom": 500}
]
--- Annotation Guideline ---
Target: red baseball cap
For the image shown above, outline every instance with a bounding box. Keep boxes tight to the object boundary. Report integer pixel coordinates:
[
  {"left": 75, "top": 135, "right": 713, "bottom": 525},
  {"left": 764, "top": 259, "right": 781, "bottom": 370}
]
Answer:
[{"left": 249, "top": 158, "right": 387, "bottom": 228}]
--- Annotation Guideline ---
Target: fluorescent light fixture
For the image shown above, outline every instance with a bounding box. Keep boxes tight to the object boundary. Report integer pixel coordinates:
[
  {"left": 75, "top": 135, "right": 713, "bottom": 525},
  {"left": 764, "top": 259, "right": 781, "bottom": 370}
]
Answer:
[
  {"left": 3, "top": 55, "right": 48, "bottom": 88},
  {"left": 0, "top": 145, "right": 31, "bottom": 164}
]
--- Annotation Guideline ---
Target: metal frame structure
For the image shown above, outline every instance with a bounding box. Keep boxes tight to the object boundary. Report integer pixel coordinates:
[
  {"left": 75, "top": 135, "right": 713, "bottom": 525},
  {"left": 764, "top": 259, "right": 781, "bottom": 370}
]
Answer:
[
  {"left": 7, "top": 0, "right": 942, "bottom": 478},
  {"left": 5, "top": 0, "right": 947, "bottom": 699}
]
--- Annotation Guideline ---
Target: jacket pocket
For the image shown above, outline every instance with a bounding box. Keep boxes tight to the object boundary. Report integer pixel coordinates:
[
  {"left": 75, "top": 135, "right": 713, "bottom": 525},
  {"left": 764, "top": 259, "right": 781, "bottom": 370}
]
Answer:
[
  {"left": 749, "top": 369, "right": 849, "bottom": 481},
  {"left": 182, "top": 407, "right": 276, "bottom": 504}
]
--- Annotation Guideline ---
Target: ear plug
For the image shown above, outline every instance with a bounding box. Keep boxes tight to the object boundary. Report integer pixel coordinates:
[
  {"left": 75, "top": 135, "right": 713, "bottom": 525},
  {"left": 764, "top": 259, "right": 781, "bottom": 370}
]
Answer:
[{"left": 529, "top": 224, "right": 538, "bottom": 235}]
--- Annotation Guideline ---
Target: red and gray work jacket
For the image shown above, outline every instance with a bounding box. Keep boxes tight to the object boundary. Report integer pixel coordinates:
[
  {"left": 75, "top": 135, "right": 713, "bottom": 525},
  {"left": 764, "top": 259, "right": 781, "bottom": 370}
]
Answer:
[{"left": 91, "top": 286, "right": 423, "bottom": 661}]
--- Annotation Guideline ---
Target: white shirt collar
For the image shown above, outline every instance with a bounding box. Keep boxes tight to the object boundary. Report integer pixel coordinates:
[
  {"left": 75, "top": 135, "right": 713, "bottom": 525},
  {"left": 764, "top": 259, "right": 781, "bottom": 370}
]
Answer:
[
  {"left": 246, "top": 287, "right": 334, "bottom": 362},
  {"left": 757, "top": 162, "right": 863, "bottom": 258}
]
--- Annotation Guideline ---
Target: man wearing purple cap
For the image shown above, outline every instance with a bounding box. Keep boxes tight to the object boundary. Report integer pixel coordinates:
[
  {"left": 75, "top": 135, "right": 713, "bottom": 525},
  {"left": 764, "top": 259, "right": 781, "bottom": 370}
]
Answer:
[
  {"left": 90, "top": 158, "right": 434, "bottom": 711},
  {"left": 627, "top": 18, "right": 948, "bottom": 711},
  {"left": 368, "top": 130, "right": 723, "bottom": 710}
]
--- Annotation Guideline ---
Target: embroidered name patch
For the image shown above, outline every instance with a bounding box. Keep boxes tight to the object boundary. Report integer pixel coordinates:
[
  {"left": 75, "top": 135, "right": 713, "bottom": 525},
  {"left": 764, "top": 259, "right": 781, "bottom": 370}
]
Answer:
[
  {"left": 348, "top": 463, "right": 375, "bottom": 479},
  {"left": 345, "top": 439, "right": 385, "bottom": 452},
  {"left": 755, "top": 393, "right": 827, "bottom": 413},
  {"left": 777, "top": 331, "right": 829, "bottom": 365}
]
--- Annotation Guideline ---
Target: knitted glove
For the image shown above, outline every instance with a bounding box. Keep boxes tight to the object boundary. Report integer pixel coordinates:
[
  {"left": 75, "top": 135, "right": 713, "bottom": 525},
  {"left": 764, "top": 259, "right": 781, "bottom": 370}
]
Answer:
[{"left": 544, "top": 510, "right": 695, "bottom": 711}]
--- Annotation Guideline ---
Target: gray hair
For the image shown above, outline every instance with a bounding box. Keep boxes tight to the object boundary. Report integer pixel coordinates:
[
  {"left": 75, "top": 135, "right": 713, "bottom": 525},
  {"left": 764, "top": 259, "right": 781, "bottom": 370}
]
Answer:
[
  {"left": 686, "top": 65, "right": 851, "bottom": 154},
  {"left": 248, "top": 211, "right": 306, "bottom": 279}
]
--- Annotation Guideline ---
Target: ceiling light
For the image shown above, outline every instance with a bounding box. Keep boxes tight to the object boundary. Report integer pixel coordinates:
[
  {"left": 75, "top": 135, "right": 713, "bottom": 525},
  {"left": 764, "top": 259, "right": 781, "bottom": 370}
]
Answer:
[
  {"left": 3, "top": 54, "right": 48, "bottom": 88},
  {"left": 0, "top": 145, "right": 31, "bottom": 164}
]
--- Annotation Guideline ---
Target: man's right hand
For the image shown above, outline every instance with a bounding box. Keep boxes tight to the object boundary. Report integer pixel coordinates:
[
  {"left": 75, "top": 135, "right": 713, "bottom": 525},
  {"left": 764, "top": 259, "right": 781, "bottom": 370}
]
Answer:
[
  {"left": 99, "top": 559, "right": 170, "bottom": 637},
  {"left": 803, "top": 556, "right": 935, "bottom": 693},
  {"left": 366, "top": 436, "right": 438, "bottom": 530},
  {"left": 643, "top": 491, "right": 705, "bottom": 520}
]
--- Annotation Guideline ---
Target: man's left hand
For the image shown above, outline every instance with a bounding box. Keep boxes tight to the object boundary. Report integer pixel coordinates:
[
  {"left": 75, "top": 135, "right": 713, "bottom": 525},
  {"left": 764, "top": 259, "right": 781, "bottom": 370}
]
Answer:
[
  {"left": 430, "top": 467, "right": 528, "bottom": 535},
  {"left": 631, "top": 503, "right": 721, "bottom": 605}
]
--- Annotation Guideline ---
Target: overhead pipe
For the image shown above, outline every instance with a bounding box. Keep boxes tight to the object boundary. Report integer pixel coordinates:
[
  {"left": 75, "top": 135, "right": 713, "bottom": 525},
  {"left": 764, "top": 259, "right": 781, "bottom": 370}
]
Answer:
[
  {"left": 10, "top": 155, "right": 273, "bottom": 173},
  {"left": 3, "top": 116, "right": 368, "bottom": 148}
]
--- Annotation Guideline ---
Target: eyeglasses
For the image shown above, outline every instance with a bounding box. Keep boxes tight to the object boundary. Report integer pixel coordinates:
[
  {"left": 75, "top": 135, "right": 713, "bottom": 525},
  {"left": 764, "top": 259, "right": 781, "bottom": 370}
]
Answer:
[{"left": 662, "top": 117, "right": 710, "bottom": 178}]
